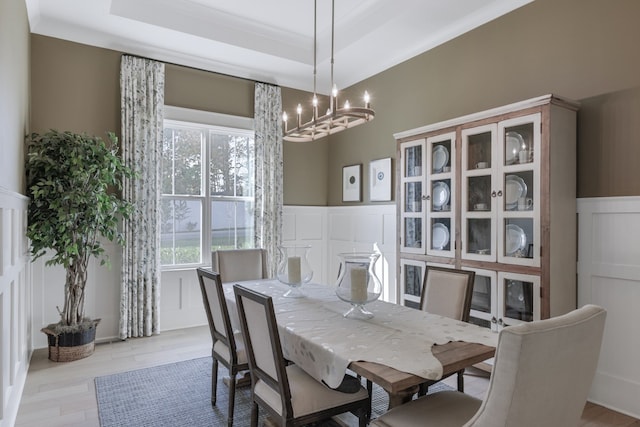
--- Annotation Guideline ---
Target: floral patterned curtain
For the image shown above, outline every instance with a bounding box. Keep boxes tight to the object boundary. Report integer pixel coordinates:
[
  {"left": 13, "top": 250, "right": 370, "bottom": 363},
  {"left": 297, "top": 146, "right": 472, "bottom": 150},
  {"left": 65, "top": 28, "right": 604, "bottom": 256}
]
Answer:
[
  {"left": 119, "top": 55, "right": 164, "bottom": 339},
  {"left": 254, "top": 82, "right": 283, "bottom": 277}
]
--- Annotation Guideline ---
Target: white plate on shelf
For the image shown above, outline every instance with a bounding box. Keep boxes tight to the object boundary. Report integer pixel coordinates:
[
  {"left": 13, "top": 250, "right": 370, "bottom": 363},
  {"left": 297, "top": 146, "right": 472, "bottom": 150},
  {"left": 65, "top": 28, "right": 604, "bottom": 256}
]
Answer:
[
  {"left": 505, "top": 131, "right": 525, "bottom": 165},
  {"left": 432, "top": 145, "right": 449, "bottom": 173},
  {"left": 431, "top": 223, "right": 450, "bottom": 250},
  {"left": 504, "top": 175, "right": 527, "bottom": 210},
  {"left": 432, "top": 181, "right": 450, "bottom": 210},
  {"left": 505, "top": 224, "right": 527, "bottom": 256}
]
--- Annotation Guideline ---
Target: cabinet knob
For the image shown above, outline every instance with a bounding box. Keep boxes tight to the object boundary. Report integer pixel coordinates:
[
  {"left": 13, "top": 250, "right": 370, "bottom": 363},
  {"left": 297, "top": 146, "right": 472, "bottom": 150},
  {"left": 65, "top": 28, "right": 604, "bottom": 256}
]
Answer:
[
  {"left": 424, "top": 195, "right": 430, "bottom": 200},
  {"left": 491, "top": 316, "right": 497, "bottom": 324},
  {"left": 497, "top": 190, "right": 503, "bottom": 197},
  {"left": 491, "top": 191, "right": 497, "bottom": 198},
  {"left": 498, "top": 318, "right": 504, "bottom": 326}
]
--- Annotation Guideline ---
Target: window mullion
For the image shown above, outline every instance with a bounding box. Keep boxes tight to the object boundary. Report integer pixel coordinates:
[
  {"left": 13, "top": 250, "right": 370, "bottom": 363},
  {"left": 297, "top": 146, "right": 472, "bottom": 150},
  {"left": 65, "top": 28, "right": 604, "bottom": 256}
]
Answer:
[{"left": 202, "top": 130, "right": 211, "bottom": 264}]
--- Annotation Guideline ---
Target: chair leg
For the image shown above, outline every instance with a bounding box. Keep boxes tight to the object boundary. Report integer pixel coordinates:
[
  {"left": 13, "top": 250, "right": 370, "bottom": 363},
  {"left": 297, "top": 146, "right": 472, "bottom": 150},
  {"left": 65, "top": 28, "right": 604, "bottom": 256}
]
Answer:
[
  {"left": 366, "top": 379, "right": 373, "bottom": 421},
  {"left": 457, "top": 369, "right": 465, "bottom": 392},
  {"left": 250, "top": 402, "right": 259, "bottom": 427},
  {"left": 212, "top": 358, "right": 218, "bottom": 405},
  {"left": 359, "top": 408, "right": 368, "bottom": 427},
  {"left": 418, "top": 383, "right": 427, "bottom": 397},
  {"left": 228, "top": 372, "right": 237, "bottom": 427}
]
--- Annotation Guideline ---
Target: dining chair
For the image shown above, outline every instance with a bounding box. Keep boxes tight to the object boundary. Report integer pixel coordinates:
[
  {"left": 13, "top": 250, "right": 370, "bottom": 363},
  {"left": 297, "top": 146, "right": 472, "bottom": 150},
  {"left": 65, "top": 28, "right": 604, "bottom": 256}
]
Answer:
[
  {"left": 212, "top": 248, "right": 269, "bottom": 282},
  {"left": 418, "top": 266, "right": 475, "bottom": 395},
  {"left": 233, "top": 284, "right": 371, "bottom": 427},
  {"left": 196, "top": 268, "right": 249, "bottom": 427},
  {"left": 370, "top": 304, "right": 607, "bottom": 427}
]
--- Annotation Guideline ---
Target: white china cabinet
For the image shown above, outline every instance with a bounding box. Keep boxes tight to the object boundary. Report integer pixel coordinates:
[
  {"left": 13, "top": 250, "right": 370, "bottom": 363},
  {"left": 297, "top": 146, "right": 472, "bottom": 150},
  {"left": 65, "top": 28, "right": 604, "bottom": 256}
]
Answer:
[{"left": 396, "top": 95, "right": 578, "bottom": 331}]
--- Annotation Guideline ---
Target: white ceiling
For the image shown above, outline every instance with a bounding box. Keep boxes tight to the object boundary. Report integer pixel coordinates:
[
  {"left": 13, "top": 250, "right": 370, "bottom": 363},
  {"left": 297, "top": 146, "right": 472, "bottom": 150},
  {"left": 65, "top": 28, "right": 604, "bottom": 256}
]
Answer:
[{"left": 25, "top": 0, "right": 533, "bottom": 94}]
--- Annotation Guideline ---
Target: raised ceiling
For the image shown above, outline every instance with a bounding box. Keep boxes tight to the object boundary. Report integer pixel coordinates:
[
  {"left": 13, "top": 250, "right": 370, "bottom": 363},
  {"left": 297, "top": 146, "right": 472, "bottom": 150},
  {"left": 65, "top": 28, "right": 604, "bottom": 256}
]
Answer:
[{"left": 25, "top": 0, "right": 532, "bottom": 94}]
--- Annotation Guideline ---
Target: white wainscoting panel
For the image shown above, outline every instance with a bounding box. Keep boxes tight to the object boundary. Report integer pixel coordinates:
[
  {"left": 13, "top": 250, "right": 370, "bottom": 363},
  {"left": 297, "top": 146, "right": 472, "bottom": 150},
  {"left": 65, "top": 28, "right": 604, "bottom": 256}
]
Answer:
[
  {"left": 282, "top": 206, "right": 328, "bottom": 285},
  {"left": 0, "top": 188, "right": 31, "bottom": 427},
  {"left": 578, "top": 196, "right": 640, "bottom": 419},
  {"left": 327, "top": 205, "right": 397, "bottom": 303}
]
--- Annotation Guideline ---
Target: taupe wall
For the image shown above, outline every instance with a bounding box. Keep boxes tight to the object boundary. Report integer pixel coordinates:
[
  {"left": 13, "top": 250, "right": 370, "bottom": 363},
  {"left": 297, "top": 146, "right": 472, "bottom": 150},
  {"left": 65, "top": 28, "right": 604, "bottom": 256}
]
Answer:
[
  {"left": 1, "top": 0, "right": 30, "bottom": 193},
  {"left": 29, "top": 38, "right": 328, "bottom": 205},
  {"left": 29, "top": 0, "right": 640, "bottom": 205},
  {"left": 31, "top": 36, "right": 121, "bottom": 138},
  {"left": 324, "top": 0, "right": 640, "bottom": 203}
]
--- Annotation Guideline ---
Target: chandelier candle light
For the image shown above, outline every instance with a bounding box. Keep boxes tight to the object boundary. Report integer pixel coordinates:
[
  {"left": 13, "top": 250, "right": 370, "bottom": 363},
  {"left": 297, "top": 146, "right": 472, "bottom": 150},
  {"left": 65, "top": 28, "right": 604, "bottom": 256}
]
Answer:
[{"left": 282, "top": 0, "right": 375, "bottom": 142}]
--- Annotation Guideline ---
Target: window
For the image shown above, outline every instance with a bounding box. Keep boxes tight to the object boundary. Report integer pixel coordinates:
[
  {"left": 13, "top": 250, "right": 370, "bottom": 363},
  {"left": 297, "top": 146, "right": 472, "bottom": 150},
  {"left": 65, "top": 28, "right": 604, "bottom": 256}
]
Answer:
[{"left": 161, "top": 107, "right": 255, "bottom": 268}]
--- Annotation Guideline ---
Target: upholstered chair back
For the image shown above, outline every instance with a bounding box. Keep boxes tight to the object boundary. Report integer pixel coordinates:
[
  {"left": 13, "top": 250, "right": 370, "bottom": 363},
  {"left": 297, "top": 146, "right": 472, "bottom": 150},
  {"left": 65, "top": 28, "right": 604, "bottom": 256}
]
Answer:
[
  {"left": 467, "top": 304, "right": 606, "bottom": 427},
  {"left": 212, "top": 249, "right": 268, "bottom": 282},
  {"left": 420, "top": 267, "right": 475, "bottom": 321}
]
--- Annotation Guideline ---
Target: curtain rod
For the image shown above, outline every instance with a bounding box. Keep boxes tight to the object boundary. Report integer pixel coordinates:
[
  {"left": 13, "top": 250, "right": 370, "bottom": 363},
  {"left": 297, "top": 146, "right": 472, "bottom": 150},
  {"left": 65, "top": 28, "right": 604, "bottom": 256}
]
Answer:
[{"left": 121, "top": 53, "right": 279, "bottom": 88}]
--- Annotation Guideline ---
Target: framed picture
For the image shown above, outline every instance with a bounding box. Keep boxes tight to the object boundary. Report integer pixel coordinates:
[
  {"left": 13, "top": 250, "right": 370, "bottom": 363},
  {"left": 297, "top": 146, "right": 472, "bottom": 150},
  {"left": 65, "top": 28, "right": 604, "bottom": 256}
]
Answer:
[
  {"left": 342, "top": 164, "right": 361, "bottom": 202},
  {"left": 369, "top": 158, "right": 392, "bottom": 201}
]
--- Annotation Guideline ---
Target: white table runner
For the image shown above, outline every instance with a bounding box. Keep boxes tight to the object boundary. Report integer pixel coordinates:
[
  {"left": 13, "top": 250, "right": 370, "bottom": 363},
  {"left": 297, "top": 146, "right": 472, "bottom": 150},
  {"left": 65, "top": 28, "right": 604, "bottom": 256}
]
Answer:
[{"left": 224, "top": 280, "right": 498, "bottom": 389}]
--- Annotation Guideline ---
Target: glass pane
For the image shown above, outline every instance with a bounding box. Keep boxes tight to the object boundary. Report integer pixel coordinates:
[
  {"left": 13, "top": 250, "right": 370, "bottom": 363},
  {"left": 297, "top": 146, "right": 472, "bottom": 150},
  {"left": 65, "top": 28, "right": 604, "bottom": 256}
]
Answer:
[
  {"left": 209, "top": 132, "right": 255, "bottom": 197},
  {"left": 466, "top": 218, "right": 491, "bottom": 255},
  {"left": 211, "top": 200, "right": 255, "bottom": 250},
  {"left": 504, "top": 171, "right": 533, "bottom": 211},
  {"left": 162, "top": 127, "right": 203, "bottom": 196},
  {"left": 404, "top": 300, "right": 420, "bottom": 310},
  {"left": 466, "top": 132, "right": 492, "bottom": 170},
  {"left": 404, "top": 182, "right": 422, "bottom": 212},
  {"left": 505, "top": 122, "right": 534, "bottom": 166},
  {"left": 504, "top": 218, "right": 534, "bottom": 259},
  {"left": 504, "top": 279, "right": 534, "bottom": 321},
  {"left": 468, "top": 175, "right": 491, "bottom": 212},
  {"left": 430, "top": 218, "right": 451, "bottom": 251},
  {"left": 404, "top": 265, "right": 422, "bottom": 297},
  {"left": 404, "top": 218, "right": 422, "bottom": 248},
  {"left": 471, "top": 275, "right": 491, "bottom": 313},
  {"left": 160, "top": 198, "right": 202, "bottom": 265},
  {"left": 469, "top": 317, "right": 491, "bottom": 328},
  {"left": 405, "top": 145, "right": 422, "bottom": 177}
]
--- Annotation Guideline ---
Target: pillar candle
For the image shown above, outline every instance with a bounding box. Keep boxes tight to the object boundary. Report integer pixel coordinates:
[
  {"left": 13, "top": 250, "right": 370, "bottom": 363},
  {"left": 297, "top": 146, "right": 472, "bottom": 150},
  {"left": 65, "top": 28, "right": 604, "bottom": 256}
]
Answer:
[
  {"left": 288, "top": 256, "right": 301, "bottom": 283},
  {"left": 350, "top": 267, "right": 368, "bottom": 303}
]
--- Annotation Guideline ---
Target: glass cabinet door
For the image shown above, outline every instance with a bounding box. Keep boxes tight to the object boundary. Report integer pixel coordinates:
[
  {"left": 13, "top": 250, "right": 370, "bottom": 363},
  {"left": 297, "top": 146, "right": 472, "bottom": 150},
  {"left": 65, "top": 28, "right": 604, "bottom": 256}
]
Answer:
[
  {"left": 497, "top": 114, "right": 541, "bottom": 267},
  {"left": 401, "top": 139, "right": 426, "bottom": 253},
  {"left": 461, "top": 124, "right": 497, "bottom": 261},
  {"left": 497, "top": 272, "right": 540, "bottom": 328},
  {"left": 399, "top": 259, "right": 425, "bottom": 309},
  {"left": 426, "top": 132, "right": 455, "bottom": 258},
  {"left": 465, "top": 268, "right": 498, "bottom": 332}
]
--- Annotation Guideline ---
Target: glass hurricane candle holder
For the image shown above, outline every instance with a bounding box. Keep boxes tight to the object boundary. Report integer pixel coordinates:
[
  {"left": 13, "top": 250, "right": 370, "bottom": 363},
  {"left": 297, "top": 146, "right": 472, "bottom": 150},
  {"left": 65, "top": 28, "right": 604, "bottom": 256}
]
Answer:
[
  {"left": 276, "top": 245, "right": 313, "bottom": 297},
  {"left": 335, "top": 252, "right": 382, "bottom": 319}
]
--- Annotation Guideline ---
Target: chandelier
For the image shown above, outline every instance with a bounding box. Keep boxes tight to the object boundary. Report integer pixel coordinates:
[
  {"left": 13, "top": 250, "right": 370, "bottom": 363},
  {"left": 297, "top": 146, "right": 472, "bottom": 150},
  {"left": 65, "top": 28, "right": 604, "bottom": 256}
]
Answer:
[{"left": 282, "top": 0, "right": 375, "bottom": 142}]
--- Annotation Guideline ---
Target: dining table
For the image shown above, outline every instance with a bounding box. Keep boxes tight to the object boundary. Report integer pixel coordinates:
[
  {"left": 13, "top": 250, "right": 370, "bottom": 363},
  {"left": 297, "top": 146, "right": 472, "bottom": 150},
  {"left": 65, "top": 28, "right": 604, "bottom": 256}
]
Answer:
[{"left": 222, "top": 279, "right": 497, "bottom": 408}]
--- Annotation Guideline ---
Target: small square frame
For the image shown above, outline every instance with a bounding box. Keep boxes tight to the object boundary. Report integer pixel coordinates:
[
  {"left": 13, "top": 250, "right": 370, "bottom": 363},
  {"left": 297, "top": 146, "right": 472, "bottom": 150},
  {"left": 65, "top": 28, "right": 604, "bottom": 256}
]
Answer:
[
  {"left": 369, "top": 158, "right": 392, "bottom": 201},
  {"left": 342, "top": 164, "right": 362, "bottom": 202}
]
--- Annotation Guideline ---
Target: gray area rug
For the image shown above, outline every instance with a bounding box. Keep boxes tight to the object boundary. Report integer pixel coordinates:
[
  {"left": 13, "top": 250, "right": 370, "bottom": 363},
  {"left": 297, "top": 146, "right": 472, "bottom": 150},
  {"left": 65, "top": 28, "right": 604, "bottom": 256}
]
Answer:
[{"left": 95, "top": 357, "right": 452, "bottom": 427}]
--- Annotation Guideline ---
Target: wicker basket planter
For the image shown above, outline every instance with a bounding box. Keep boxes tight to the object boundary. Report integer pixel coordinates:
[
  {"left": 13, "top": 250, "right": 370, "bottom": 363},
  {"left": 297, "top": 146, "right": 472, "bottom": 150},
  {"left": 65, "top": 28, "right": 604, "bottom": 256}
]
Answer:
[{"left": 42, "top": 319, "right": 100, "bottom": 362}]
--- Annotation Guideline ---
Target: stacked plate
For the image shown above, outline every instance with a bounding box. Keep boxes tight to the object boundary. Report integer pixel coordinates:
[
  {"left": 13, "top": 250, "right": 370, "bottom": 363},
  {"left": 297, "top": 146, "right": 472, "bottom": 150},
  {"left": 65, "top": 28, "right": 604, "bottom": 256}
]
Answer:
[
  {"left": 432, "top": 145, "right": 449, "bottom": 173},
  {"left": 432, "top": 181, "right": 450, "bottom": 210},
  {"left": 431, "top": 223, "right": 449, "bottom": 250}
]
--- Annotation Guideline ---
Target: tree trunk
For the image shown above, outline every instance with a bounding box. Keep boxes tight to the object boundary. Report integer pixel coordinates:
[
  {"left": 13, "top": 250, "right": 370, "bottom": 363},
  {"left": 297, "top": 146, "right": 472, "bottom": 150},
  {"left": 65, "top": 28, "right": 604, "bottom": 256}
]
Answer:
[{"left": 62, "top": 255, "right": 89, "bottom": 326}]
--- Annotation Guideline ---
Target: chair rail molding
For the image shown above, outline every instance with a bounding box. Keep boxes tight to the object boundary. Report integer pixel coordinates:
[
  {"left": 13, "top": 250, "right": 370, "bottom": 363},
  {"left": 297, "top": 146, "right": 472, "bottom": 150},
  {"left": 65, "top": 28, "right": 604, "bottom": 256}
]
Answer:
[{"left": 577, "top": 196, "right": 640, "bottom": 419}]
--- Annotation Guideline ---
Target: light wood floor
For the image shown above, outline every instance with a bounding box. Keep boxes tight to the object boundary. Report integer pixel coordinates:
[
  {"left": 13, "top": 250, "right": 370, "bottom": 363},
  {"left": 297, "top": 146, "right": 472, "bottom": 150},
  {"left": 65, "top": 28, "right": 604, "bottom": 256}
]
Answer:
[{"left": 15, "top": 325, "right": 640, "bottom": 427}]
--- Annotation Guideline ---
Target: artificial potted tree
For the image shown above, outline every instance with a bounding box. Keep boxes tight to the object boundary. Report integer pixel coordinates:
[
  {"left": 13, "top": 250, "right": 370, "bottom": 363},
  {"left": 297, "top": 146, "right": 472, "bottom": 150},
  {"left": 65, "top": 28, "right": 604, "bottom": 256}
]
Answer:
[{"left": 26, "top": 130, "right": 134, "bottom": 362}]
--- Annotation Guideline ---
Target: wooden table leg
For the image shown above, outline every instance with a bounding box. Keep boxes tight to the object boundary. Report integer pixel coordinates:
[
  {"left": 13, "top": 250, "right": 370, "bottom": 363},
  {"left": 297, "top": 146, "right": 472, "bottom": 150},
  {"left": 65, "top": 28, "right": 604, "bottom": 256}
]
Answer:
[{"left": 387, "top": 385, "right": 419, "bottom": 409}]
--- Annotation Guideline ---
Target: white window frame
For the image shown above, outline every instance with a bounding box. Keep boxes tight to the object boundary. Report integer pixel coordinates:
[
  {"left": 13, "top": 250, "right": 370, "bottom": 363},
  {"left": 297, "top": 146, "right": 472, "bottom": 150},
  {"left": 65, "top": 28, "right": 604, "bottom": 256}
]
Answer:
[{"left": 162, "top": 106, "right": 255, "bottom": 270}]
